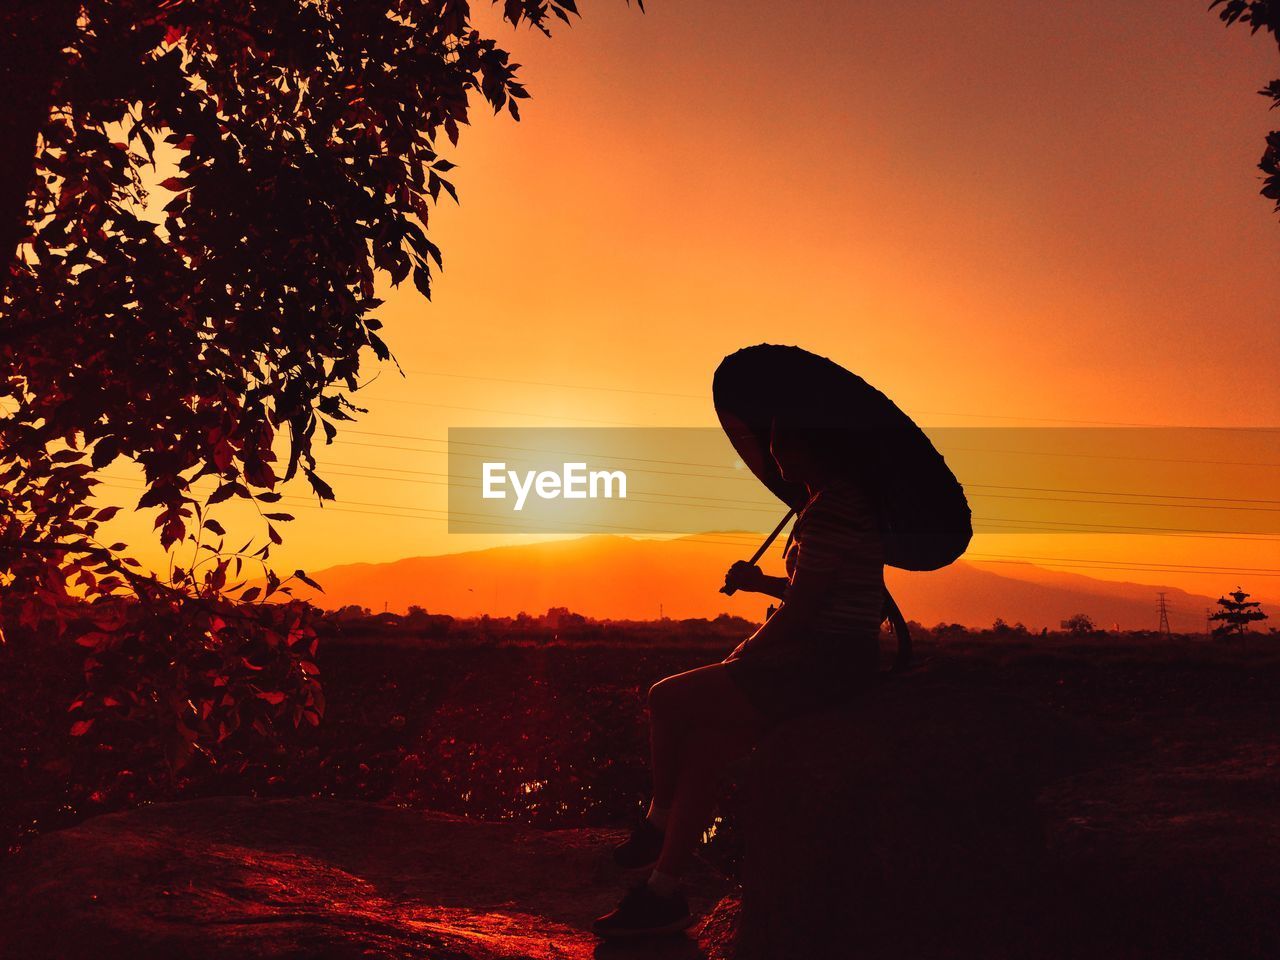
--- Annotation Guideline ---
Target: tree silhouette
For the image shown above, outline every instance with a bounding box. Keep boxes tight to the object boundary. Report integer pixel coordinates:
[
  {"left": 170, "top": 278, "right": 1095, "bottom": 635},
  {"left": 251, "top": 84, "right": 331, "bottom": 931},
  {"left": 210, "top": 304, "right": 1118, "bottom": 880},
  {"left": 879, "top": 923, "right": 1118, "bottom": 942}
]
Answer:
[
  {"left": 0, "top": 0, "right": 611, "bottom": 784},
  {"left": 1061, "top": 613, "right": 1096, "bottom": 636},
  {"left": 1210, "top": 587, "right": 1269, "bottom": 638},
  {"left": 1213, "top": 2, "right": 1280, "bottom": 212}
]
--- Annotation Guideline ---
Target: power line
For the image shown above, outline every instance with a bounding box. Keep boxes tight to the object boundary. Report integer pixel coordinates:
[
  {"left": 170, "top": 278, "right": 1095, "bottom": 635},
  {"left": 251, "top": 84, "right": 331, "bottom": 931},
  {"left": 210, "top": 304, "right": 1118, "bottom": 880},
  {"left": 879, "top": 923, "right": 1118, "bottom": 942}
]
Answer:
[
  {"left": 92, "top": 477, "right": 1280, "bottom": 575},
  {"left": 396, "top": 370, "right": 1280, "bottom": 430},
  {"left": 9, "top": 374, "right": 1279, "bottom": 433},
  {"left": 343, "top": 432, "right": 751, "bottom": 475},
  {"left": 320, "top": 468, "right": 1280, "bottom": 538},
  {"left": 944, "top": 446, "right": 1280, "bottom": 469},
  {"left": 333, "top": 428, "right": 1280, "bottom": 472},
  {"left": 969, "top": 553, "right": 1280, "bottom": 576},
  {"left": 332, "top": 440, "right": 759, "bottom": 482},
  {"left": 360, "top": 397, "right": 667, "bottom": 428},
  {"left": 92, "top": 479, "right": 767, "bottom": 546},
  {"left": 91, "top": 461, "right": 1280, "bottom": 541},
  {"left": 971, "top": 491, "right": 1280, "bottom": 514},
  {"left": 313, "top": 467, "right": 784, "bottom": 515},
  {"left": 324, "top": 460, "right": 1280, "bottom": 520},
  {"left": 969, "top": 557, "right": 1280, "bottom": 579},
  {"left": 333, "top": 459, "right": 1280, "bottom": 508},
  {"left": 974, "top": 516, "right": 1280, "bottom": 539},
  {"left": 319, "top": 461, "right": 778, "bottom": 508},
  {"left": 965, "top": 482, "right": 1280, "bottom": 506},
  {"left": 400, "top": 369, "right": 706, "bottom": 400}
]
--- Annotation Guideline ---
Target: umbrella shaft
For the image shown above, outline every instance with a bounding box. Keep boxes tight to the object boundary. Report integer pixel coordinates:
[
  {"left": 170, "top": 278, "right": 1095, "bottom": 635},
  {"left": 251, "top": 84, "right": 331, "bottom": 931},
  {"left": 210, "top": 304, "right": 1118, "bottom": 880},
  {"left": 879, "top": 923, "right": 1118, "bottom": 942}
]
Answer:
[
  {"left": 748, "top": 508, "right": 796, "bottom": 565},
  {"left": 721, "top": 508, "right": 795, "bottom": 596}
]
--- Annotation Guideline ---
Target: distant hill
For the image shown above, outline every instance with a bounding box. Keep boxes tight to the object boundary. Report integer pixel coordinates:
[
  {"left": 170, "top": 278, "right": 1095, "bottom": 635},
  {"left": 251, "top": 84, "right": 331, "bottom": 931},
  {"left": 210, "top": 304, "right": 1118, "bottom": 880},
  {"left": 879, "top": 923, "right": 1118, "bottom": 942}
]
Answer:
[
  {"left": 889, "top": 559, "right": 1223, "bottom": 633},
  {"left": 294, "top": 534, "right": 1266, "bottom": 633}
]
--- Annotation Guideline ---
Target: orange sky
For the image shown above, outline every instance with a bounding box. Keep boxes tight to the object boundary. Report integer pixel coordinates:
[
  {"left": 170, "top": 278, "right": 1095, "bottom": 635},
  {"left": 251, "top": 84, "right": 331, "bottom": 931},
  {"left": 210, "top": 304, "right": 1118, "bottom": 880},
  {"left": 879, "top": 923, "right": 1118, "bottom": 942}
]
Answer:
[{"left": 98, "top": 0, "right": 1280, "bottom": 604}]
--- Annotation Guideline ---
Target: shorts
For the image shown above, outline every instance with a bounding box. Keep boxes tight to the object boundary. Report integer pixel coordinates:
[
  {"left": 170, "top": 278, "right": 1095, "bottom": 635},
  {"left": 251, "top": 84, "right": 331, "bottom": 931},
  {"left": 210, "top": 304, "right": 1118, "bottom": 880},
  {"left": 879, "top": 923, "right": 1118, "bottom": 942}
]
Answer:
[{"left": 722, "top": 632, "right": 880, "bottom": 724}]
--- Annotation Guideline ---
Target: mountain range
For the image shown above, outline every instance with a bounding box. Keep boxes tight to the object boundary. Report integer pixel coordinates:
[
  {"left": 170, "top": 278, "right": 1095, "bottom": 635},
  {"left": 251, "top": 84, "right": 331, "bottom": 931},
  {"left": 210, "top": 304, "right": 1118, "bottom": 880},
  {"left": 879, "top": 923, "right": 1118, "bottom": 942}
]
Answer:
[{"left": 293, "top": 534, "right": 1269, "bottom": 633}]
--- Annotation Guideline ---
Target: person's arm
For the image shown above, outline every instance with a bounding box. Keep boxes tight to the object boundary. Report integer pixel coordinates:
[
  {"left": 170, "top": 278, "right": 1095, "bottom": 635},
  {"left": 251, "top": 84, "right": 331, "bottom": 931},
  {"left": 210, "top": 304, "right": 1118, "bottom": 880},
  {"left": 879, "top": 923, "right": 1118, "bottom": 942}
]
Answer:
[
  {"left": 722, "top": 560, "right": 788, "bottom": 600},
  {"left": 732, "top": 487, "right": 883, "bottom": 658},
  {"left": 734, "top": 561, "right": 836, "bottom": 655}
]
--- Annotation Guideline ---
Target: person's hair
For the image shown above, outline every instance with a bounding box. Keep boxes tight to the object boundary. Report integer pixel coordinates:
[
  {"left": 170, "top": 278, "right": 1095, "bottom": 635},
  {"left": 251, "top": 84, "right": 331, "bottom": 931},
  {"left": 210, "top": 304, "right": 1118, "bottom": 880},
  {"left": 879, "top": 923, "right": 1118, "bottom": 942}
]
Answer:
[
  {"left": 770, "top": 414, "right": 843, "bottom": 472},
  {"left": 769, "top": 413, "right": 878, "bottom": 493}
]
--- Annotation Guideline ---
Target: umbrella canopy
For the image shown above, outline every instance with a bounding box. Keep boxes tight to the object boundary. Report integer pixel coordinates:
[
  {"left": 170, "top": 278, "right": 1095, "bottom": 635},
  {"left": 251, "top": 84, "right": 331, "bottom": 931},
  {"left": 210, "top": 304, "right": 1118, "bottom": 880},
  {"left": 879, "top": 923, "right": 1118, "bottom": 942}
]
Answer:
[{"left": 713, "top": 344, "right": 971, "bottom": 572}]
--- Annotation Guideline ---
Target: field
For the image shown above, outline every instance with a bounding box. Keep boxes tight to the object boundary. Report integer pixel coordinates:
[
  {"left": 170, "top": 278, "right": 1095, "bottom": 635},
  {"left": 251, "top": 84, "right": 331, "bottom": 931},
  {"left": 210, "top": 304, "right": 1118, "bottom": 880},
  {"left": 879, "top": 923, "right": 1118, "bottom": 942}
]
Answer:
[{"left": 4, "top": 622, "right": 1279, "bottom": 867}]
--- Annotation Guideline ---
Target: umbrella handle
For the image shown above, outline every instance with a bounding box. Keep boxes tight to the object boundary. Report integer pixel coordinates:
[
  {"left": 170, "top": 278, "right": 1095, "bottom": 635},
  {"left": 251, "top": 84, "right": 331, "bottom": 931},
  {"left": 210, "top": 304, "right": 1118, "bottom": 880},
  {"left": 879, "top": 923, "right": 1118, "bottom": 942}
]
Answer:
[{"left": 719, "top": 508, "right": 796, "bottom": 595}]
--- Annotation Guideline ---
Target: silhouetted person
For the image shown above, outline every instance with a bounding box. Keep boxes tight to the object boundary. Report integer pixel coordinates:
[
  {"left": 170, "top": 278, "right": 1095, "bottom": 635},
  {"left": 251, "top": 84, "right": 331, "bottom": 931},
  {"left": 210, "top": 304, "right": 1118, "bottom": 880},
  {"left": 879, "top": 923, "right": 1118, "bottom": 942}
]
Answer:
[{"left": 592, "top": 414, "right": 886, "bottom": 938}]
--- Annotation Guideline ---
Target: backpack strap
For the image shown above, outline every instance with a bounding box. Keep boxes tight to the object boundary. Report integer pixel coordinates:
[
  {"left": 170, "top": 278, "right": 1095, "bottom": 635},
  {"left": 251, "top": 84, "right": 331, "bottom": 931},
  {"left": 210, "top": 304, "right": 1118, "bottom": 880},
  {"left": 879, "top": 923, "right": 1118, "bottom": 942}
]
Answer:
[{"left": 883, "top": 587, "right": 912, "bottom": 672}]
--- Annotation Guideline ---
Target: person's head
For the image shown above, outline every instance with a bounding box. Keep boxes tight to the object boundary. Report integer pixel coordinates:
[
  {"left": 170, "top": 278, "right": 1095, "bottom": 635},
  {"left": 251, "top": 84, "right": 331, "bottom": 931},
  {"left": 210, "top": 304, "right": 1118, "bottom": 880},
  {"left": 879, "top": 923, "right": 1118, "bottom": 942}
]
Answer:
[{"left": 769, "top": 414, "right": 842, "bottom": 486}]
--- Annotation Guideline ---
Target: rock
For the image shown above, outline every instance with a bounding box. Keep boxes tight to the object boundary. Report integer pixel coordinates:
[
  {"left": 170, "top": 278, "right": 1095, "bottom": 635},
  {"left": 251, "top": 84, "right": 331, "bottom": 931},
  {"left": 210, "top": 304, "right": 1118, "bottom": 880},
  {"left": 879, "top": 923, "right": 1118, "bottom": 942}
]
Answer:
[
  {"left": 733, "top": 677, "right": 1097, "bottom": 960},
  {"left": 0, "top": 797, "right": 734, "bottom": 960},
  {"left": 1040, "top": 747, "right": 1280, "bottom": 960}
]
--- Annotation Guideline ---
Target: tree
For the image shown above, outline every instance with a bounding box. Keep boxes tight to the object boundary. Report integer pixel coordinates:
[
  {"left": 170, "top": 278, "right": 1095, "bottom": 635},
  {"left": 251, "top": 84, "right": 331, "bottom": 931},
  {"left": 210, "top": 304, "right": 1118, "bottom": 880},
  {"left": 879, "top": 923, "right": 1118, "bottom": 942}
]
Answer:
[
  {"left": 1210, "top": 586, "right": 1269, "bottom": 638},
  {"left": 1060, "top": 613, "right": 1096, "bottom": 636},
  {"left": 1213, "top": 2, "right": 1280, "bottom": 213},
  {"left": 0, "top": 0, "right": 607, "bottom": 785},
  {"left": 990, "top": 618, "right": 1029, "bottom": 637}
]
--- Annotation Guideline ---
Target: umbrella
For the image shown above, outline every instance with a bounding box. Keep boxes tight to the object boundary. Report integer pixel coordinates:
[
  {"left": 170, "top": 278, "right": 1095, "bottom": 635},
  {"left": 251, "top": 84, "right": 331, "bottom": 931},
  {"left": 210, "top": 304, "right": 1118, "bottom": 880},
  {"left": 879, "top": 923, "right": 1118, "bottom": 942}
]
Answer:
[
  {"left": 714, "top": 343, "right": 971, "bottom": 570},
  {"left": 713, "top": 344, "right": 972, "bottom": 666}
]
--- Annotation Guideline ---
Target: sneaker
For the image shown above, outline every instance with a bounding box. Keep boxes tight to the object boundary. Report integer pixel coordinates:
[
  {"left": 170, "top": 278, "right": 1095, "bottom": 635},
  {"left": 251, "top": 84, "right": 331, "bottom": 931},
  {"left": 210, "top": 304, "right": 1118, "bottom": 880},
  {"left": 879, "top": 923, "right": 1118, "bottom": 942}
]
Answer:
[
  {"left": 611, "top": 817, "right": 665, "bottom": 869},
  {"left": 592, "top": 881, "right": 693, "bottom": 938}
]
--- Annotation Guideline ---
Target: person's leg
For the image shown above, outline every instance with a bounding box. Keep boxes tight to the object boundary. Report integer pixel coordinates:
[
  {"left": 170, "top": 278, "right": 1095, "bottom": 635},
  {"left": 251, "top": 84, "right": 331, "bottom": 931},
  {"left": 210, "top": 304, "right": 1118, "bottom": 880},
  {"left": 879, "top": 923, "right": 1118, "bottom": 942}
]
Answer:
[
  {"left": 615, "top": 659, "right": 771, "bottom": 871},
  {"left": 610, "top": 668, "right": 689, "bottom": 871},
  {"left": 648, "top": 662, "right": 769, "bottom": 880},
  {"left": 647, "top": 673, "right": 686, "bottom": 814},
  {"left": 595, "top": 662, "right": 770, "bottom": 937}
]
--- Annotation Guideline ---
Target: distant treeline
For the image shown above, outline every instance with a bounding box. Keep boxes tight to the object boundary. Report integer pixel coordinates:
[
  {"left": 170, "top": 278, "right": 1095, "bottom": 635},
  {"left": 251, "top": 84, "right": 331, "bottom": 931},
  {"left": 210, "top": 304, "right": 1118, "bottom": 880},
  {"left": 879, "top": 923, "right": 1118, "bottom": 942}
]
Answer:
[
  {"left": 316, "top": 605, "right": 763, "bottom": 644},
  {"left": 315, "top": 606, "right": 1275, "bottom": 645}
]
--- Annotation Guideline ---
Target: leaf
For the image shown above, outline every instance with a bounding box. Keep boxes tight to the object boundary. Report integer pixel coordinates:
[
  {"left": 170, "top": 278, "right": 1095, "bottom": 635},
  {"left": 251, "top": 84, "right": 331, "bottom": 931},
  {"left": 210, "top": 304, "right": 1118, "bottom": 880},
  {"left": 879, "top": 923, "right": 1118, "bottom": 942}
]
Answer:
[
  {"left": 295, "top": 570, "right": 323, "bottom": 592},
  {"left": 306, "top": 469, "right": 335, "bottom": 501},
  {"left": 91, "top": 437, "right": 120, "bottom": 469},
  {"left": 412, "top": 264, "right": 432, "bottom": 299},
  {"left": 241, "top": 586, "right": 261, "bottom": 603},
  {"left": 161, "top": 515, "right": 187, "bottom": 551},
  {"left": 208, "top": 484, "right": 238, "bottom": 505},
  {"left": 70, "top": 719, "right": 95, "bottom": 736}
]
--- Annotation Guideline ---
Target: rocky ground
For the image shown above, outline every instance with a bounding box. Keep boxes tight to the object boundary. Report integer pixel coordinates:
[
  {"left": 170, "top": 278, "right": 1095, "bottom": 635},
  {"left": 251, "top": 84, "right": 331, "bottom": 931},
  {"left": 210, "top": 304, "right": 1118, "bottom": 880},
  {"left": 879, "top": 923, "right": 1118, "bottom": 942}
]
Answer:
[
  {"left": 2, "top": 634, "right": 1278, "bottom": 957},
  {"left": 0, "top": 796, "right": 736, "bottom": 960}
]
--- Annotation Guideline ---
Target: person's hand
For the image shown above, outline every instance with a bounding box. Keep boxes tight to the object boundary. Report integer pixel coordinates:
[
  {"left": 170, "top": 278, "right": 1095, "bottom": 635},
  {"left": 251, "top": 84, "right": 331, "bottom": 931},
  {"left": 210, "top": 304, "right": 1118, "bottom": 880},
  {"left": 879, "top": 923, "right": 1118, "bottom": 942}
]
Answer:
[{"left": 723, "top": 561, "right": 766, "bottom": 594}]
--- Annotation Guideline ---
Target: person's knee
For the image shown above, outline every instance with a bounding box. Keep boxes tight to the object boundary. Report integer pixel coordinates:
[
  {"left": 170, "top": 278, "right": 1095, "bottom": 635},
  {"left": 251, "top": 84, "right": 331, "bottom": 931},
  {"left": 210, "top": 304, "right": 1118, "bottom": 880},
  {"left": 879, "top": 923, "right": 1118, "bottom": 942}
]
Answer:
[
  {"left": 647, "top": 676, "right": 675, "bottom": 715},
  {"left": 647, "top": 673, "right": 695, "bottom": 721}
]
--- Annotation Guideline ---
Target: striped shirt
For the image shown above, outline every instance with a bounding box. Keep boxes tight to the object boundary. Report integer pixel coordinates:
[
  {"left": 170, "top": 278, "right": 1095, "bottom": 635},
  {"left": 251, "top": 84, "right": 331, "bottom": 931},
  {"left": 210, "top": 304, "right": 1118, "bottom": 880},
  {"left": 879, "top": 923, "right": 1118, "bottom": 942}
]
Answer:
[{"left": 783, "top": 480, "right": 886, "bottom": 638}]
